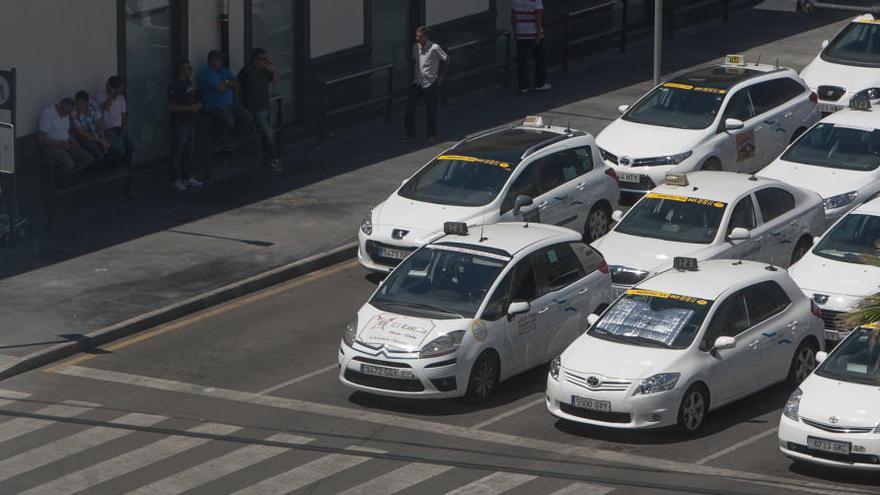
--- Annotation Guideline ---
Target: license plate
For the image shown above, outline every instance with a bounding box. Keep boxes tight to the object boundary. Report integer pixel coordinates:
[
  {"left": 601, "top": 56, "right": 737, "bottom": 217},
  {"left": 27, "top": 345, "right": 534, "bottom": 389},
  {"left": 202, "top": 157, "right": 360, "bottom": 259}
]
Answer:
[
  {"left": 377, "top": 247, "right": 408, "bottom": 260},
  {"left": 360, "top": 364, "right": 414, "bottom": 379},
  {"left": 571, "top": 395, "right": 611, "bottom": 412},
  {"left": 824, "top": 330, "right": 842, "bottom": 342},
  {"left": 619, "top": 173, "right": 641, "bottom": 183},
  {"left": 807, "top": 436, "right": 851, "bottom": 455},
  {"left": 817, "top": 103, "right": 843, "bottom": 113}
]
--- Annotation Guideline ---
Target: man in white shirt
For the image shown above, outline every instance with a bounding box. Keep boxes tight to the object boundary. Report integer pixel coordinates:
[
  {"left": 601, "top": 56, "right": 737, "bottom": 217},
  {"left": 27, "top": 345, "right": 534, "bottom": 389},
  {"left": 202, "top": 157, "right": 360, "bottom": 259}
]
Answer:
[
  {"left": 95, "top": 75, "right": 135, "bottom": 167},
  {"left": 402, "top": 26, "right": 449, "bottom": 143},
  {"left": 38, "top": 97, "right": 94, "bottom": 187}
]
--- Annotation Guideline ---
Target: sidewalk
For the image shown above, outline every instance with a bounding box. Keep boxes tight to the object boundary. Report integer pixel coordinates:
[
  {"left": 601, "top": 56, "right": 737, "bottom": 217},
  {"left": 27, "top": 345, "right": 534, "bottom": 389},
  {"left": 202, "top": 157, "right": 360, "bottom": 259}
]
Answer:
[{"left": 0, "top": 9, "right": 850, "bottom": 372}]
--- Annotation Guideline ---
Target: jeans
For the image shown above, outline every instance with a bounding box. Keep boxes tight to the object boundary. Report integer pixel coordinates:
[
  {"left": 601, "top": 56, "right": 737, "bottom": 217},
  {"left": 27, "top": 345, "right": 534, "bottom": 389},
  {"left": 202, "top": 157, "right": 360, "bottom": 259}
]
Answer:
[
  {"left": 42, "top": 145, "right": 94, "bottom": 188},
  {"left": 253, "top": 110, "right": 277, "bottom": 162},
  {"left": 404, "top": 82, "right": 439, "bottom": 138},
  {"left": 105, "top": 127, "right": 135, "bottom": 165},
  {"left": 516, "top": 39, "right": 547, "bottom": 90},
  {"left": 170, "top": 124, "right": 195, "bottom": 182},
  {"left": 207, "top": 102, "right": 252, "bottom": 141},
  {"left": 74, "top": 136, "right": 106, "bottom": 164}
]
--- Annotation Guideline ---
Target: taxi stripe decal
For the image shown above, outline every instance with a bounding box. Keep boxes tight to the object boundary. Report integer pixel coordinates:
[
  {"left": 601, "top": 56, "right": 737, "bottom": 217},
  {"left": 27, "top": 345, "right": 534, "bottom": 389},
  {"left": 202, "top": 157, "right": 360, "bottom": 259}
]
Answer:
[{"left": 645, "top": 192, "right": 727, "bottom": 208}]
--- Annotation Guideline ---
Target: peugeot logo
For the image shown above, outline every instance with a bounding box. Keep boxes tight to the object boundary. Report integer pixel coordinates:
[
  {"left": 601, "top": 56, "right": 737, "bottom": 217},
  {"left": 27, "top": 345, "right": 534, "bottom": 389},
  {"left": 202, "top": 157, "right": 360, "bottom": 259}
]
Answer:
[
  {"left": 586, "top": 376, "right": 601, "bottom": 387},
  {"left": 829, "top": 416, "right": 839, "bottom": 425},
  {"left": 618, "top": 156, "right": 633, "bottom": 167},
  {"left": 825, "top": 90, "right": 835, "bottom": 97},
  {"left": 392, "top": 229, "right": 409, "bottom": 240},
  {"left": 812, "top": 293, "right": 829, "bottom": 305}
]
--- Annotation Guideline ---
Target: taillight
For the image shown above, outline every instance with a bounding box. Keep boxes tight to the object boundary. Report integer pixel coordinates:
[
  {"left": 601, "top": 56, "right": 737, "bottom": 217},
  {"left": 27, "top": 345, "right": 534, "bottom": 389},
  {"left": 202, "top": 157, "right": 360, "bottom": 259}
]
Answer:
[
  {"left": 597, "top": 260, "right": 609, "bottom": 274},
  {"left": 605, "top": 168, "right": 619, "bottom": 185},
  {"left": 809, "top": 92, "right": 818, "bottom": 104},
  {"left": 810, "top": 300, "right": 822, "bottom": 319}
]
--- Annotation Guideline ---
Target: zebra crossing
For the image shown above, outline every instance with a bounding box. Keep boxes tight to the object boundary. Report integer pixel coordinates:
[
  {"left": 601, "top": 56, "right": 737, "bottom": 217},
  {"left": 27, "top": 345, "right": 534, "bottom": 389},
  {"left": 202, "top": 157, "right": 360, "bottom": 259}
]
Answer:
[{"left": 0, "top": 391, "right": 617, "bottom": 495}]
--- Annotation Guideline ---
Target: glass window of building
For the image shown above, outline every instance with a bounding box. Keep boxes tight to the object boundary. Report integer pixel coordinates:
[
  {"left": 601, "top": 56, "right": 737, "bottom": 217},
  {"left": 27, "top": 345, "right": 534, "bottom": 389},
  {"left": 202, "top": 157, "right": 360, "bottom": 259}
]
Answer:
[{"left": 252, "top": 0, "right": 298, "bottom": 123}]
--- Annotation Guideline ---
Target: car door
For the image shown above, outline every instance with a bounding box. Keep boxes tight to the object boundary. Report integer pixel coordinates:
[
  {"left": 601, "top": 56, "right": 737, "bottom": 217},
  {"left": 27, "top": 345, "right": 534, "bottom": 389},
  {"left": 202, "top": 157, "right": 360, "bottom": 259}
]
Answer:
[
  {"left": 504, "top": 252, "right": 554, "bottom": 372},
  {"left": 532, "top": 150, "right": 583, "bottom": 229},
  {"left": 748, "top": 80, "right": 792, "bottom": 167},
  {"left": 742, "top": 281, "right": 794, "bottom": 386},
  {"left": 499, "top": 162, "right": 541, "bottom": 223},
  {"left": 565, "top": 145, "right": 603, "bottom": 223},
  {"left": 701, "top": 291, "right": 762, "bottom": 404},
  {"left": 754, "top": 187, "right": 799, "bottom": 265},
  {"left": 718, "top": 88, "right": 763, "bottom": 173},
  {"left": 723, "top": 194, "right": 763, "bottom": 260}
]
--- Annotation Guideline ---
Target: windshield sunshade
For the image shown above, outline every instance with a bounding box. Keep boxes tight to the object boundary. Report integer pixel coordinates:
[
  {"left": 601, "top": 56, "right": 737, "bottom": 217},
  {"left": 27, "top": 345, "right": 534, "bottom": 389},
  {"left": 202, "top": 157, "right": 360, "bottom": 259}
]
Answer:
[
  {"left": 623, "top": 83, "right": 726, "bottom": 130},
  {"left": 781, "top": 123, "right": 880, "bottom": 171},
  {"left": 614, "top": 193, "right": 726, "bottom": 244},
  {"left": 398, "top": 154, "right": 516, "bottom": 207}
]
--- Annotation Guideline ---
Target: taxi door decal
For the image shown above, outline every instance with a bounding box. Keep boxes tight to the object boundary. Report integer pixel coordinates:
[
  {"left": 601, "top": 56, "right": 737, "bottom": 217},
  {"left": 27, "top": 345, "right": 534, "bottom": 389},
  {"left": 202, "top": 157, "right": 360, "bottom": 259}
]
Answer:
[{"left": 736, "top": 130, "right": 756, "bottom": 162}]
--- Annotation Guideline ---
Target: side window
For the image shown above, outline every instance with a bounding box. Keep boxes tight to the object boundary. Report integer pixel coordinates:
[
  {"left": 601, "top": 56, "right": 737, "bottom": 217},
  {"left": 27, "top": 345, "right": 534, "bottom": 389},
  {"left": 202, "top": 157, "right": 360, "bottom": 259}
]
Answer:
[
  {"left": 743, "top": 281, "right": 791, "bottom": 326},
  {"left": 749, "top": 81, "right": 783, "bottom": 116},
  {"left": 570, "top": 241, "right": 603, "bottom": 275},
  {"left": 722, "top": 90, "right": 754, "bottom": 122},
  {"left": 568, "top": 146, "right": 595, "bottom": 174},
  {"left": 535, "top": 151, "right": 577, "bottom": 193},
  {"left": 538, "top": 243, "right": 586, "bottom": 294},
  {"left": 776, "top": 78, "right": 806, "bottom": 103},
  {"left": 701, "top": 293, "right": 750, "bottom": 351},
  {"left": 510, "top": 256, "right": 538, "bottom": 302},
  {"left": 501, "top": 165, "right": 539, "bottom": 213},
  {"left": 755, "top": 187, "right": 795, "bottom": 222},
  {"left": 727, "top": 196, "right": 756, "bottom": 234},
  {"left": 481, "top": 270, "right": 513, "bottom": 321}
]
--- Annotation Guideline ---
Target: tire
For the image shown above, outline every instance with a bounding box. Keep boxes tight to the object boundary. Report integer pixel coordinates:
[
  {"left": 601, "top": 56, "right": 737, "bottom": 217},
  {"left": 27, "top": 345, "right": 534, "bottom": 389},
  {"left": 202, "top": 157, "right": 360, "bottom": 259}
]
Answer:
[
  {"left": 790, "top": 236, "right": 812, "bottom": 266},
  {"left": 466, "top": 352, "right": 500, "bottom": 403},
  {"left": 787, "top": 340, "right": 818, "bottom": 387},
  {"left": 701, "top": 158, "right": 722, "bottom": 171},
  {"left": 677, "top": 384, "right": 709, "bottom": 434},
  {"left": 583, "top": 204, "right": 611, "bottom": 243}
]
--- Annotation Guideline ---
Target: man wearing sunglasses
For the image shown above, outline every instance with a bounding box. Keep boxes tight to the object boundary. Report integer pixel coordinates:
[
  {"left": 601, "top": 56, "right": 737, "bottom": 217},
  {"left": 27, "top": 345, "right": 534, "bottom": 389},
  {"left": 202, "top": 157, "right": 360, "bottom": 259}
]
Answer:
[{"left": 238, "top": 48, "right": 282, "bottom": 171}]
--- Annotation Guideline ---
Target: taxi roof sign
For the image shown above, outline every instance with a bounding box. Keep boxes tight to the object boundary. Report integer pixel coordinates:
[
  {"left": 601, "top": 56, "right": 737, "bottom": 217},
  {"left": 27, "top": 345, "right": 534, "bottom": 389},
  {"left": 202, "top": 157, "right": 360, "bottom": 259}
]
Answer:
[
  {"left": 522, "top": 115, "right": 545, "bottom": 128},
  {"left": 444, "top": 222, "right": 469, "bottom": 236},
  {"left": 724, "top": 54, "right": 746, "bottom": 66},
  {"left": 665, "top": 172, "right": 689, "bottom": 186},
  {"left": 850, "top": 95, "right": 872, "bottom": 111},
  {"left": 673, "top": 257, "right": 699, "bottom": 271}
]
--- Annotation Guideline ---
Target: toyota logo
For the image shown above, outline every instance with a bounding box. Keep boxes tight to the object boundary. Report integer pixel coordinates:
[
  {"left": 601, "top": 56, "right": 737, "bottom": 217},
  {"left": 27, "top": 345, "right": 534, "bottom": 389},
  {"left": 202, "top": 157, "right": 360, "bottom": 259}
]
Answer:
[
  {"left": 586, "top": 376, "right": 601, "bottom": 387},
  {"left": 392, "top": 229, "right": 409, "bottom": 240},
  {"left": 829, "top": 416, "right": 839, "bottom": 425},
  {"left": 618, "top": 156, "right": 633, "bottom": 167},
  {"left": 812, "top": 293, "right": 829, "bottom": 305}
]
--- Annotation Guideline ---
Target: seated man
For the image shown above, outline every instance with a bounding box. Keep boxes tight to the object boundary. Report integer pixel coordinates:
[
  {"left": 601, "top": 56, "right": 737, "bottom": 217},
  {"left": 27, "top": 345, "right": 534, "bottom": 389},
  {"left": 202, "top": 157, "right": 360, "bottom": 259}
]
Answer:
[
  {"left": 71, "top": 90, "right": 111, "bottom": 168},
  {"left": 199, "top": 50, "right": 252, "bottom": 152},
  {"left": 38, "top": 97, "right": 94, "bottom": 187},
  {"left": 95, "top": 76, "right": 135, "bottom": 167}
]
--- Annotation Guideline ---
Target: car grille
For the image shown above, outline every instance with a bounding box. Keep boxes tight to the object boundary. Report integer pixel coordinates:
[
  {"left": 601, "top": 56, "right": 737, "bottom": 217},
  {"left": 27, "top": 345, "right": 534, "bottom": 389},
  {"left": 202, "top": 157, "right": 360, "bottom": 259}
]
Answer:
[
  {"left": 352, "top": 356, "right": 413, "bottom": 368},
  {"left": 610, "top": 266, "right": 649, "bottom": 286},
  {"left": 817, "top": 85, "right": 846, "bottom": 102},
  {"left": 364, "top": 241, "right": 416, "bottom": 268},
  {"left": 343, "top": 369, "right": 424, "bottom": 392},
  {"left": 563, "top": 371, "right": 632, "bottom": 391},
  {"left": 560, "top": 403, "right": 632, "bottom": 423},
  {"left": 821, "top": 310, "right": 848, "bottom": 332},
  {"left": 787, "top": 442, "right": 880, "bottom": 465},
  {"left": 802, "top": 417, "right": 875, "bottom": 434}
]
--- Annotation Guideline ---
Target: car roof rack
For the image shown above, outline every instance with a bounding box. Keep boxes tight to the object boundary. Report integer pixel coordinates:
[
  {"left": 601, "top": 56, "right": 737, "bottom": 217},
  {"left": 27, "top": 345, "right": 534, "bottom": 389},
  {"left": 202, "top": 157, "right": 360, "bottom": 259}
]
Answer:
[
  {"left": 520, "top": 131, "right": 585, "bottom": 159},
  {"left": 450, "top": 125, "right": 512, "bottom": 150}
]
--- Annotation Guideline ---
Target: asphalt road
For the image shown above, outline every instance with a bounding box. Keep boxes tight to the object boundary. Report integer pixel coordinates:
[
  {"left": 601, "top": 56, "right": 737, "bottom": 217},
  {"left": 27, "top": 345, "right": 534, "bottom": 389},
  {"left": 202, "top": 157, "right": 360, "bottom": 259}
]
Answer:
[{"left": 0, "top": 261, "right": 876, "bottom": 495}]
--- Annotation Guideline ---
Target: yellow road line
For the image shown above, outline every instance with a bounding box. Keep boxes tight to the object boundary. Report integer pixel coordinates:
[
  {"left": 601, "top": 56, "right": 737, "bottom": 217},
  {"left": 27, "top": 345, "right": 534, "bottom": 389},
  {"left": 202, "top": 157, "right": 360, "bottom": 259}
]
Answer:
[{"left": 44, "top": 259, "right": 360, "bottom": 373}]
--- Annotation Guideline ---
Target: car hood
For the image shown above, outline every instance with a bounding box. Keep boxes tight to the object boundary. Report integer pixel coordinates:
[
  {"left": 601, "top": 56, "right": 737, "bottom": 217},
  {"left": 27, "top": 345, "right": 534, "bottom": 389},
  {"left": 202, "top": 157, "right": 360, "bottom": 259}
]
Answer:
[
  {"left": 758, "top": 159, "right": 872, "bottom": 199},
  {"left": 592, "top": 231, "right": 712, "bottom": 274},
  {"left": 596, "top": 119, "right": 704, "bottom": 159},
  {"left": 374, "top": 193, "right": 485, "bottom": 240},
  {"left": 799, "top": 374, "right": 880, "bottom": 428},
  {"left": 561, "top": 334, "right": 679, "bottom": 379},
  {"left": 801, "top": 56, "right": 880, "bottom": 95},
  {"left": 355, "top": 304, "right": 469, "bottom": 352},
  {"left": 789, "top": 252, "right": 880, "bottom": 297}
]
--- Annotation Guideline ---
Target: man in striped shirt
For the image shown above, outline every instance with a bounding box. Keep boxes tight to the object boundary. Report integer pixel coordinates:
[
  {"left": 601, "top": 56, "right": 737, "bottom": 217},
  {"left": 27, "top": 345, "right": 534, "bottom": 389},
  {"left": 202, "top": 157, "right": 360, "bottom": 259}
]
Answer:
[{"left": 512, "top": 0, "right": 550, "bottom": 93}]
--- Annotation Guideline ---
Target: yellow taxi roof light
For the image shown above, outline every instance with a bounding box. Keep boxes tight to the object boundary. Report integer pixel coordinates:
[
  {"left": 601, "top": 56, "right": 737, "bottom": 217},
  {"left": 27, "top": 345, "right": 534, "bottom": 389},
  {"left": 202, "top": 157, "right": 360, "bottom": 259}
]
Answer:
[
  {"left": 724, "top": 54, "right": 746, "bottom": 66},
  {"left": 522, "top": 115, "right": 545, "bottom": 128},
  {"left": 665, "top": 173, "right": 689, "bottom": 186}
]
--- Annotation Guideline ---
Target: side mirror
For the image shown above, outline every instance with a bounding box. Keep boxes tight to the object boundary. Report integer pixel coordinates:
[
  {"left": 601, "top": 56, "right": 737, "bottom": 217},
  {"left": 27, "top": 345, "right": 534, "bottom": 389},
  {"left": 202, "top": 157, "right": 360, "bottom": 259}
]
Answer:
[
  {"left": 727, "top": 227, "right": 751, "bottom": 242},
  {"left": 724, "top": 118, "right": 744, "bottom": 131},
  {"left": 816, "top": 351, "right": 827, "bottom": 364},
  {"left": 513, "top": 195, "right": 534, "bottom": 216},
  {"left": 821, "top": 39, "right": 829, "bottom": 49},
  {"left": 401, "top": 178, "right": 408, "bottom": 186},
  {"left": 507, "top": 301, "right": 530, "bottom": 317},
  {"left": 617, "top": 104, "right": 630, "bottom": 115},
  {"left": 713, "top": 336, "right": 736, "bottom": 351},
  {"left": 586, "top": 313, "right": 599, "bottom": 326},
  {"left": 611, "top": 210, "right": 624, "bottom": 223}
]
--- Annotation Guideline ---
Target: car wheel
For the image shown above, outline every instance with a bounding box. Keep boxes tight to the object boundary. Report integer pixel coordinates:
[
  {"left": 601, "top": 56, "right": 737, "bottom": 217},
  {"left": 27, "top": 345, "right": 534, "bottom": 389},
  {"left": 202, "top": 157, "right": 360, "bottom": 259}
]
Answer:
[
  {"left": 790, "top": 236, "right": 812, "bottom": 266},
  {"left": 787, "top": 340, "right": 817, "bottom": 387},
  {"left": 583, "top": 204, "right": 611, "bottom": 242},
  {"left": 466, "top": 352, "right": 499, "bottom": 403},
  {"left": 677, "top": 384, "right": 708, "bottom": 434},
  {"left": 701, "top": 158, "right": 722, "bottom": 171}
]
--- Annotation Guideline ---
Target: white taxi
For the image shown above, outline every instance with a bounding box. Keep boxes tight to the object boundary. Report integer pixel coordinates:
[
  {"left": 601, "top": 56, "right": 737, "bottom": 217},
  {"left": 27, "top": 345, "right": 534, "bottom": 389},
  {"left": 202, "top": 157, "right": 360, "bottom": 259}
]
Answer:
[
  {"left": 779, "top": 323, "right": 880, "bottom": 470},
  {"left": 547, "top": 258, "right": 825, "bottom": 433},
  {"left": 788, "top": 197, "right": 880, "bottom": 342},
  {"left": 340, "top": 222, "right": 613, "bottom": 401},
  {"left": 358, "top": 117, "right": 620, "bottom": 272},
  {"left": 596, "top": 55, "right": 820, "bottom": 197},
  {"left": 801, "top": 14, "right": 880, "bottom": 114},
  {"left": 759, "top": 98, "right": 880, "bottom": 224},
  {"left": 592, "top": 172, "right": 825, "bottom": 294}
]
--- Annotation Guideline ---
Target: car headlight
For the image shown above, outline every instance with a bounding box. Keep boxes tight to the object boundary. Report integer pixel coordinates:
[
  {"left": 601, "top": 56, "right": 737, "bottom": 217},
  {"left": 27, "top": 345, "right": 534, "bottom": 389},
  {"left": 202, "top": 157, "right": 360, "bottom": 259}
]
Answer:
[
  {"left": 632, "top": 373, "right": 680, "bottom": 396},
  {"left": 823, "top": 191, "right": 858, "bottom": 210},
  {"left": 783, "top": 387, "right": 802, "bottom": 421},
  {"left": 857, "top": 87, "right": 880, "bottom": 100},
  {"left": 549, "top": 356, "right": 561, "bottom": 380},
  {"left": 634, "top": 151, "right": 693, "bottom": 167},
  {"left": 419, "top": 330, "right": 465, "bottom": 359},
  {"left": 360, "top": 210, "right": 373, "bottom": 235},
  {"left": 342, "top": 316, "right": 358, "bottom": 347}
]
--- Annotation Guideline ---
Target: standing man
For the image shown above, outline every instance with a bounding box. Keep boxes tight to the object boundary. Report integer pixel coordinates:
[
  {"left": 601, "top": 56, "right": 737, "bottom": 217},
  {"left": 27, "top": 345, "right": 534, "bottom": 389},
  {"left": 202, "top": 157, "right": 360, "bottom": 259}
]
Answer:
[
  {"left": 38, "top": 97, "right": 94, "bottom": 187},
  {"left": 71, "top": 90, "right": 111, "bottom": 167},
  {"left": 402, "top": 26, "right": 449, "bottom": 143},
  {"left": 95, "top": 76, "right": 136, "bottom": 166},
  {"left": 238, "top": 48, "right": 282, "bottom": 171},
  {"left": 512, "top": 0, "right": 550, "bottom": 93},
  {"left": 199, "top": 49, "right": 252, "bottom": 152},
  {"left": 168, "top": 59, "right": 204, "bottom": 192}
]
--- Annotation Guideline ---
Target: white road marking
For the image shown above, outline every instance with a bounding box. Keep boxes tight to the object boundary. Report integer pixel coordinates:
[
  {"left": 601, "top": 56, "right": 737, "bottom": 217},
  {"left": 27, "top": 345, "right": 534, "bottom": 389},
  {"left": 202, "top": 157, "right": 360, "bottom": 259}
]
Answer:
[
  {"left": 0, "top": 412, "right": 166, "bottom": 483},
  {"left": 696, "top": 427, "right": 780, "bottom": 465},
  {"left": 232, "top": 453, "right": 370, "bottom": 495},
  {"left": 337, "top": 462, "right": 453, "bottom": 495},
  {"left": 54, "top": 365, "right": 874, "bottom": 495},
  {"left": 549, "top": 482, "right": 614, "bottom": 495},
  {"left": 256, "top": 364, "right": 338, "bottom": 395},
  {"left": 0, "top": 389, "right": 31, "bottom": 400},
  {"left": 470, "top": 397, "right": 544, "bottom": 430},
  {"left": 126, "top": 432, "right": 302, "bottom": 495},
  {"left": 0, "top": 402, "right": 95, "bottom": 443},
  {"left": 346, "top": 445, "right": 389, "bottom": 454},
  {"left": 19, "top": 422, "right": 241, "bottom": 495},
  {"left": 445, "top": 471, "right": 537, "bottom": 494}
]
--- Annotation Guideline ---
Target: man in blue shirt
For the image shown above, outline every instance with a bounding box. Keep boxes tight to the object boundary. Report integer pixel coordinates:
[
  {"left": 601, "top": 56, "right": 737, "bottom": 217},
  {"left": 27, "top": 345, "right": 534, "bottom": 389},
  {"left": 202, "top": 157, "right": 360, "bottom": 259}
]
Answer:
[{"left": 198, "top": 50, "right": 251, "bottom": 150}]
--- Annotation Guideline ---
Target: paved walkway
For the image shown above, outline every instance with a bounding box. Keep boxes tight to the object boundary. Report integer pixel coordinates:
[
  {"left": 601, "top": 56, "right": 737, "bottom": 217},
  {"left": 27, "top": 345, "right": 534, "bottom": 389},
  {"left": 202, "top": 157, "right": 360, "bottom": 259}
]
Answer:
[{"left": 0, "top": 9, "right": 849, "bottom": 364}]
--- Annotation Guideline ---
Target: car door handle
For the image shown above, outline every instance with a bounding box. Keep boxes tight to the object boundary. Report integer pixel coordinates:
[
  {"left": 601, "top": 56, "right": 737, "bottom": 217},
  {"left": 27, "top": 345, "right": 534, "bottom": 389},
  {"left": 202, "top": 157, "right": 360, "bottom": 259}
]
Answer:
[
  {"left": 755, "top": 126, "right": 764, "bottom": 132},
  {"left": 788, "top": 320, "right": 798, "bottom": 329},
  {"left": 771, "top": 231, "right": 782, "bottom": 237},
  {"left": 538, "top": 307, "right": 550, "bottom": 314},
  {"left": 784, "top": 112, "right": 793, "bottom": 118},
  {"left": 748, "top": 339, "right": 761, "bottom": 350},
  {"left": 576, "top": 182, "right": 586, "bottom": 191},
  {"left": 538, "top": 201, "right": 549, "bottom": 209},
  {"left": 577, "top": 287, "right": 590, "bottom": 295}
]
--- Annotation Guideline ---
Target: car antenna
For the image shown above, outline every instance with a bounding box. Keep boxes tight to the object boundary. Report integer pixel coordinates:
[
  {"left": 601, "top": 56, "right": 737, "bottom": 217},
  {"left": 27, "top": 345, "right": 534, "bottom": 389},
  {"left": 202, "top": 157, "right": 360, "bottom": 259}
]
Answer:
[
  {"left": 479, "top": 210, "right": 488, "bottom": 242},
  {"left": 754, "top": 54, "right": 762, "bottom": 66},
  {"left": 775, "top": 57, "right": 779, "bottom": 69},
  {"left": 748, "top": 174, "right": 758, "bottom": 181},
  {"left": 565, "top": 119, "right": 572, "bottom": 133}
]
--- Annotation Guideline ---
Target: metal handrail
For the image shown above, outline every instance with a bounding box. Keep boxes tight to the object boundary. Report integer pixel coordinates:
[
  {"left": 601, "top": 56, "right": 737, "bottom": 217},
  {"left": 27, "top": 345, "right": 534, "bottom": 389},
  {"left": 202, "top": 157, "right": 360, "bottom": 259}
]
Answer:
[
  {"left": 561, "top": 0, "right": 629, "bottom": 71},
  {"left": 666, "top": 0, "right": 730, "bottom": 38},
  {"left": 320, "top": 64, "right": 394, "bottom": 140},
  {"left": 441, "top": 30, "right": 513, "bottom": 106}
]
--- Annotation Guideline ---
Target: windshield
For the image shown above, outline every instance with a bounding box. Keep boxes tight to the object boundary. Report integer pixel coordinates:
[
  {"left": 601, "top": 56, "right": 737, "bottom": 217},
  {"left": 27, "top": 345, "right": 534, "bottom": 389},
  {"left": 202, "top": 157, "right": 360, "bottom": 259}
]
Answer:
[
  {"left": 813, "top": 213, "right": 880, "bottom": 264},
  {"left": 816, "top": 327, "right": 880, "bottom": 386},
  {"left": 623, "top": 83, "right": 726, "bottom": 129},
  {"left": 398, "top": 154, "right": 515, "bottom": 207},
  {"left": 781, "top": 123, "right": 880, "bottom": 171},
  {"left": 370, "top": 245, "right": 508, "bottom": 318},
  {"left": 588, "top": 290, "right": 713, "bottom": 349},
  {"left": 615, "top": 193, "right": 726, "bottom": 244},
  {"left": 823, "top": 21, "right": 880, "bottom": 67}
]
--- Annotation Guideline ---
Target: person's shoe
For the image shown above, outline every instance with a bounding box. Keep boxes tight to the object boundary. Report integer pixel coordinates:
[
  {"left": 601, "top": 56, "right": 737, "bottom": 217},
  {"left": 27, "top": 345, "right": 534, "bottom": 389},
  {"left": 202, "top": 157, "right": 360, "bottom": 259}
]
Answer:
[
  {"left": 268, "top": 158, "right": 283, "bottom": 171},
  {"left": 185, "top": 177, "right": 204, "bottom": 188},
  {"left": 535, "top": 83, "right": 552, "bottom": 91},
  {"left": 519, "top": 88, "right": 529, "bottom": 94},
  {"left": 399, "top": 135, "right": 415, "bottom": 143},
  {"left": 172, "top": 179, "right": 188, "bottom": 192}
]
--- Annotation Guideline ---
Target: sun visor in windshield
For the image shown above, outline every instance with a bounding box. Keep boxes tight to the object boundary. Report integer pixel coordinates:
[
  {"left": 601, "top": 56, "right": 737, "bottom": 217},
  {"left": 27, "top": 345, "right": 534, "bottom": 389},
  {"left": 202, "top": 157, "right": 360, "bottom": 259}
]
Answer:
[
  {"left": 436, "top": 154, "right": 512, "bottom": 170},
  {"left": 645, "top": 192, "right": 727, "bottom": 209}
]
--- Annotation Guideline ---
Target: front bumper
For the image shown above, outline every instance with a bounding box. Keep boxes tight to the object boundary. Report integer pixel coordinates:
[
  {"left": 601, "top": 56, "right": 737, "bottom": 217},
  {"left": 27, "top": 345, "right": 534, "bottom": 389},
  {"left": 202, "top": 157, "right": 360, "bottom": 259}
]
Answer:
[
  {"left": 607, "top": 161, "right": 669, "bottom": 195},
  {"left": 545, "top": 372, "right": 681, "bottom": 429},
  {"left": 357, "top": 229, "right": 422, "bottom": 273},
  {"left": 779, "top": 415, "right": 880, "bottom": 470},
  {"left": 799, "top": 290, "right": 860, "bottom": 342}
]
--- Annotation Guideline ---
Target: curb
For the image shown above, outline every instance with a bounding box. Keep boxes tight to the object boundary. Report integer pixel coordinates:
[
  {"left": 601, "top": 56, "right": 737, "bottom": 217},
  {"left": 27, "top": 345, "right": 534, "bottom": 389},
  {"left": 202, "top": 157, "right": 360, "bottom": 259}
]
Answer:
[{"left": 0, "top": 242, "right": 358, "bottom": 381}]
